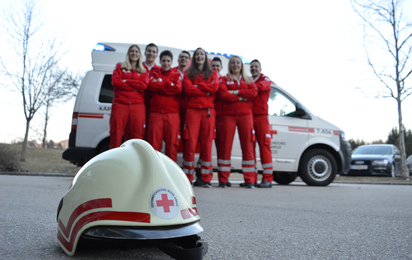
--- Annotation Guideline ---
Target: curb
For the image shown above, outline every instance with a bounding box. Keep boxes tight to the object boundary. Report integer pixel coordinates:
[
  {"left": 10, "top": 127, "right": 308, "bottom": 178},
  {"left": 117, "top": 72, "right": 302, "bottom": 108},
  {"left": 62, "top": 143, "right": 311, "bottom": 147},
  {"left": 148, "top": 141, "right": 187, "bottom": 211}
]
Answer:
[
  {"left": 2, "top": 172, "right": 412, "bottom": 185},
  {"left": 0, "top": 172, "right": 74, "bottom": 178}
]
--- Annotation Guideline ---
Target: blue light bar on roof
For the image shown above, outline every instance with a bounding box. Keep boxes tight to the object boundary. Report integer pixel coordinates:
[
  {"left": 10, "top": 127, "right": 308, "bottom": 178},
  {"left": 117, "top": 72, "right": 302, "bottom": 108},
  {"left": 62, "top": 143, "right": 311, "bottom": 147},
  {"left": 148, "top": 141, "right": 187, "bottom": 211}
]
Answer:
[
  {"left": 93, "top": 43, "right": 116, "bottom": 52},
  {"left": 205, "top": 51, "right": 249, "bottom": 64}
]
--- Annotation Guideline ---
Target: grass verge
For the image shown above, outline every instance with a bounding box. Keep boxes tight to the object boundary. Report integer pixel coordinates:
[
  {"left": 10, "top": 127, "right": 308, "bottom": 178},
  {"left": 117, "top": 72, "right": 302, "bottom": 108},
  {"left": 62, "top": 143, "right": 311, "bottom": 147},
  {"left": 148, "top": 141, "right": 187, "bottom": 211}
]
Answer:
[{"left": 9, "top": 144, "right": 79, "bottom": 174}]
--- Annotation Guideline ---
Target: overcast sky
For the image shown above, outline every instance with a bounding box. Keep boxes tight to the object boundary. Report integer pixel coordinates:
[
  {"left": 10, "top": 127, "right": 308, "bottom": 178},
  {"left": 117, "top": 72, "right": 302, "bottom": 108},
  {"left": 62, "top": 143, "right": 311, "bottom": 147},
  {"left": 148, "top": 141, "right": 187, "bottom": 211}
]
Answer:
[{"left": 0, "top": 0, "right": 411, "bottom": 144}]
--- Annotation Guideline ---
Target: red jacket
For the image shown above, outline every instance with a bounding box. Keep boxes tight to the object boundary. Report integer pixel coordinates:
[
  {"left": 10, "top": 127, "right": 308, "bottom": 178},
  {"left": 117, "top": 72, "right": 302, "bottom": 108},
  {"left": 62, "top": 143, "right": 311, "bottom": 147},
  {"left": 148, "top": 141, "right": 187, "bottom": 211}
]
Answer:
[
  {"left": 171, "top": 67, "right": 188, "bottom": 113},
  {"left": 111, "top": 63, "right": 149, "bottom": 104},
  {"left": 148, "top": 69, "right": 182, "bottom": 113},
  {"left": 143, "top": 63, "right": 161, "bottom": 111},
  {"left": 214, "top": 74, "right": 223, "bottom": 117},
  {"left": 143, "top": 62, "right": 161, "bottom": 76},
  {"left": 218, "top": 75, "right": 257, "bottom": 116},
  {"left": 252, "top": 74, "right": 273, "bottom": 116},
  {"left": 183, "top": 70, "right": 219, "bottom": 109}
]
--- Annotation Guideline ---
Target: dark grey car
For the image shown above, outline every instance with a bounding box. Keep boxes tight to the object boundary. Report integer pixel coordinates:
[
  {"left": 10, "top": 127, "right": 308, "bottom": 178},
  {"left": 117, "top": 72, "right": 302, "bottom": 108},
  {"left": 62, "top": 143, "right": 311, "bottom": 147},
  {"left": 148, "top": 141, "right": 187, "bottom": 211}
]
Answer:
[{"left": 344, "top": 144, "right": 402, "bottom": 177}]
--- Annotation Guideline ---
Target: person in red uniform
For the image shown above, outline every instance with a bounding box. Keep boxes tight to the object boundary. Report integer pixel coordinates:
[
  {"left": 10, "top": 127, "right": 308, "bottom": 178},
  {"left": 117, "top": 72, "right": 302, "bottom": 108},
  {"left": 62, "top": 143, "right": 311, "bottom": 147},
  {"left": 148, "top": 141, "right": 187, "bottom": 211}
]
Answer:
[
  {"left": 124, "top": 43, "right": 160, "bottom": 142},
  {"left": 182, "top": 47, "right": 219, "bottom": 188},
  {"left": 193, "top": 57, "right": 227, "bottom": 187},
  {"left": 109, "top": 44, "right": 149, "bottom": 149},
  {"left": 172, "top": 51, "right": 191, "bottom": 138},
  {"left": 172, "top": 51, "right": 191, "bottom": 166},
  {"left": 250, "top": 59, "right": 274, "bottom": 188},
  {"left": 217, "top": 56, "right": 258, "bottom": 188},
  {"left": 142, "top": 43, "right": 161, "bottom": 141},
  {"left": 147, "top": 50, "right": 182, "bottom": 161}
]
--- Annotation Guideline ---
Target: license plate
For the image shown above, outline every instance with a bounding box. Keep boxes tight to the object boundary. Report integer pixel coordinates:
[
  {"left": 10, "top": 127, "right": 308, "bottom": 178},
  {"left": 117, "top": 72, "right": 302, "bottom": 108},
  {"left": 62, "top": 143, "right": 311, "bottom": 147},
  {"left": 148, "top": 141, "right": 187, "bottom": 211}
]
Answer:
[{"left": 351, "top": 165, "right": 368, "bottom": 170}]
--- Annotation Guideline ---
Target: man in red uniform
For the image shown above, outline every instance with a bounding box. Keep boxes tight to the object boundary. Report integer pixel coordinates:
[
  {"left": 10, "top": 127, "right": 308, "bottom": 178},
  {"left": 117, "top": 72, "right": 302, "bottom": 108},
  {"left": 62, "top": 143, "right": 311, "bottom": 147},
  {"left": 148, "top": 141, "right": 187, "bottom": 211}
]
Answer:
[
  {"left": 142, "top": 43, "right": 161, "bottom": 141},
  {"left": 250, "top": 59, "right": 274, "bottom": 188},
  {"left": 147, "top": 50, "right": 182, "bottom": 161},
  {"left": 172, "top": 51, "right": 191, "bottom": 170}
]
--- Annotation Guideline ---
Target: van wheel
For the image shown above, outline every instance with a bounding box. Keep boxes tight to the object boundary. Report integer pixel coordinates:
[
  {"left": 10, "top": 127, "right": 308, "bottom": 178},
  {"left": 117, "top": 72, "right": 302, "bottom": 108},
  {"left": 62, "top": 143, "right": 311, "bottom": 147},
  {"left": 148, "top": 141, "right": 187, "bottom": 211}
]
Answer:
[
  {"left": 299, "top": 149, "right": 337, "bottom": 186},
  {"left": 97, "top": 142, "right": 110, "bottom": 155},
  {"left": 272, "top": 172, "right": 297, "bottom": 185}
]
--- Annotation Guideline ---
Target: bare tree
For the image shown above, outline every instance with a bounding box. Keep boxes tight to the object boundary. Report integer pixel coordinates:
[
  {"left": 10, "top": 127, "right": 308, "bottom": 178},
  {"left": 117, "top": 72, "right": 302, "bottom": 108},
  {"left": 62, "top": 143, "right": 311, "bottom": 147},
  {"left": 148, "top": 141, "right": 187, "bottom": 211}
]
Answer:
[
  {"left": 0, "top": 0, "right": 69, "bottom": 161},
  {"left": 351, "top": 0, "right": 412, "bottom": 178},
  {"left": 40, "top": 71, "right": 81, "bottom": 148}
]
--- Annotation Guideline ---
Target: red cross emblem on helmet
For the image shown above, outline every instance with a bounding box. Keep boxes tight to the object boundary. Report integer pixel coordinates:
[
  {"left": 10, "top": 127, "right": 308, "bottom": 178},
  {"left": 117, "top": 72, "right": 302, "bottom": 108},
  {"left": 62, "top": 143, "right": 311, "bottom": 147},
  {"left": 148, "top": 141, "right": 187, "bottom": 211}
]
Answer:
[{"left": 150, "top": 188, "right": 179, "bottom": 219}]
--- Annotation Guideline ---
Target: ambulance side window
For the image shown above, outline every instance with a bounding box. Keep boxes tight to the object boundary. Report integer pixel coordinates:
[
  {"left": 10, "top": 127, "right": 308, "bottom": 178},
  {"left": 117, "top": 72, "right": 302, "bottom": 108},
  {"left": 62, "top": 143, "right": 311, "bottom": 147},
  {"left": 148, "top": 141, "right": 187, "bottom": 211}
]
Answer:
[
  {"left": 99, "top": 75, "right": 114, "bottom": 103},
  {"left": 268, "top": 88, "right": 296, "bottom": 117}
]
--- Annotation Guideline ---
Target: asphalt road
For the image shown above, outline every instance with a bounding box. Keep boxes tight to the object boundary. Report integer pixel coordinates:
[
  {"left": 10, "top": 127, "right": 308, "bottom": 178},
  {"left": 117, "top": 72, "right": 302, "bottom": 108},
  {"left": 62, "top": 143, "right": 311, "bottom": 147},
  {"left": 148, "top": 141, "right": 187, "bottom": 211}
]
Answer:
[{"left": 1, "top": 175, "right": 412, "bottom": 260}]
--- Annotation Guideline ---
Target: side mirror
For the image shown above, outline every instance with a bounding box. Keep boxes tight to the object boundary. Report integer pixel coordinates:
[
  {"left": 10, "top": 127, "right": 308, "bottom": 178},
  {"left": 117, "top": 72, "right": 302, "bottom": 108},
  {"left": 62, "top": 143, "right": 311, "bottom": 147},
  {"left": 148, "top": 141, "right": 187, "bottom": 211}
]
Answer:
[{"left": 295, "top": 103, "right": 311, "bottom": 119}]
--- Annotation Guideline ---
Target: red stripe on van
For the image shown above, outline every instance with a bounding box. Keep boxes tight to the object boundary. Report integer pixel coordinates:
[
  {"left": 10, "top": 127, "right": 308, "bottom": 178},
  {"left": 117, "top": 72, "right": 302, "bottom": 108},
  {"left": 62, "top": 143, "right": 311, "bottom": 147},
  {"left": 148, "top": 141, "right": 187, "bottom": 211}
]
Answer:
[
  {"left": 289, "top": 127, "right": 313, "bottom": 133},
  {"left": 78, "top": 113, "right": 104, "bottom": 119}
]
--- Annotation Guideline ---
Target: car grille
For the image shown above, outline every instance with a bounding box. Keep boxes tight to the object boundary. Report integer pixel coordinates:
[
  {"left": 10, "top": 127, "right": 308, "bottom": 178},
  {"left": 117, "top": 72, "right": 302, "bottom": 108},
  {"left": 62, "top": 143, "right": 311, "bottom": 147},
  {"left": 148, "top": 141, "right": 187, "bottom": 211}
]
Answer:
[{"left": 351, "top": 160, "right": 371, "bottom": 165}]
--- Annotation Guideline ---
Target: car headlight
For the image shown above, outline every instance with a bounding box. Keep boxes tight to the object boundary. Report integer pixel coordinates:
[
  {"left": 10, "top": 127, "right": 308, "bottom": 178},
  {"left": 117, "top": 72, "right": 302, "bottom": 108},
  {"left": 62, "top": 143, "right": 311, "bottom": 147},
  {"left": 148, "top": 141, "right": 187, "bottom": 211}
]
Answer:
[
  {"left": 339, "top": 131, "right": 346, "bottom": 141},
  {"left": 372, "top": 159, "right": 388, "bottom": 166}
]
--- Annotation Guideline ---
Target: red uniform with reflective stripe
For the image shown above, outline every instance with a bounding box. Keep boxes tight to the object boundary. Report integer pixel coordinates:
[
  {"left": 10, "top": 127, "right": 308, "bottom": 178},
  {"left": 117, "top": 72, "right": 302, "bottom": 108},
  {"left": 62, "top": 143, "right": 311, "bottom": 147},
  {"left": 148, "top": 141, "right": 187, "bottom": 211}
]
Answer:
[
  {"left": 110, "top": 63, "right": 149, "bottom": 149},
  {"left": 252, "top": 74, "right": 274, "bottom": 183},
  {"left": 217, "top": 75, "right": 258, "bottom": 184},
  {"left": 147, "top": 69, "right": 182, "bottom": 161},
  {"left": 182, "top": 71, "right": 219, "bottom": 182}
]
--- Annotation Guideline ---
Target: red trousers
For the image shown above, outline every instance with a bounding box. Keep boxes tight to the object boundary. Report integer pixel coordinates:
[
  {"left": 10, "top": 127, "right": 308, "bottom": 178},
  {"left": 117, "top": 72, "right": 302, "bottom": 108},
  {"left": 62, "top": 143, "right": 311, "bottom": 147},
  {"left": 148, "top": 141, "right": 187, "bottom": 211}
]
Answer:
[
  {"left": 109, "top": 103, "right": 145, "bottom": 149},
  {"left": 217, "top": 114, "right": 255, "bottom": 184},
  {"left": 254, "top": 115, "right": 273, "bottom": 182},
  {"left": 147, "top": 113, "right": 180, "bottom": 161},
  {"left": 214, "top": 116, "right": 222, "bottom": 160},
  {"left": 183, "top": 108, "right": 215, "bottom": 182}
]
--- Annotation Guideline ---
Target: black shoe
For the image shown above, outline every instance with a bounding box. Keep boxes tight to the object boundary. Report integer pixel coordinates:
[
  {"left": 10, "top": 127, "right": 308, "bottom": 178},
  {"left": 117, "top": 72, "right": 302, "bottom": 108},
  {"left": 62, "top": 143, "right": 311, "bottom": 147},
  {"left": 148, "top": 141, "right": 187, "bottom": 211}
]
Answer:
[
  {"left": 257, "top": 180, "right": 273, "bottom": 188},
  {"left": 203, "top": 182, "right": 212, "bottom": 188},
  {"left": 193, "top": 180, "right": 204, "bottom": 187},
  {"left": 219, "top": 182, "right": 227, "bottom": 188},
  {"left": 227, "top": 181, "right": 232, "bottom": 187},
  {"left": 240, "top": 182, "right": 257, "bottom": 187},
  {"left": 246, "top": 183, "right": 255, "bottom": 189}
]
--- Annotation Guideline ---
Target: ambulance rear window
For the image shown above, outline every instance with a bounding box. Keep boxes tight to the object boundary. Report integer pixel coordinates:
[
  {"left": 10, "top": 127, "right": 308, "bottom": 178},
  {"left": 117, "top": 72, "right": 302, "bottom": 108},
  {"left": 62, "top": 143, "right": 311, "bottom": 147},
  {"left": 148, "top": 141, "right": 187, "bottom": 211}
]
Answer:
[{"left": 99, "top": 75, "right": 114, "bottom": 103}]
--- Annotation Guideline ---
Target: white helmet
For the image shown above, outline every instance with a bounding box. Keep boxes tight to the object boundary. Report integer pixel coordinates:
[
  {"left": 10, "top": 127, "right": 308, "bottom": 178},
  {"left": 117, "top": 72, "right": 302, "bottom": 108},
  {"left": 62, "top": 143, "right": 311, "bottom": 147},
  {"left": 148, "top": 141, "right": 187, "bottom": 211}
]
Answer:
[{"left": 57, "top": 139, "right": 207, "bottom": 259}]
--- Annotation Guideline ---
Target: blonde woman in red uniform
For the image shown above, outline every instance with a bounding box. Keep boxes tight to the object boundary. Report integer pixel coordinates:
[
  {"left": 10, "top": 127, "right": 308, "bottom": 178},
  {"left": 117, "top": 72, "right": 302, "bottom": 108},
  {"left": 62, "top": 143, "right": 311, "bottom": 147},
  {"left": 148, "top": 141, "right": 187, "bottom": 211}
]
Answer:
[
  {"left": 110, "top": 44, "right": 149, "bottom": 149},
  {"left": 182, "top": 47, "right": 219, "bottom": 188},
  {"left": 147, "top": 50, "right": 182, "bottom": 161},
  {"left": 217, "top": 56, "right": 258, "bottom": 188}
]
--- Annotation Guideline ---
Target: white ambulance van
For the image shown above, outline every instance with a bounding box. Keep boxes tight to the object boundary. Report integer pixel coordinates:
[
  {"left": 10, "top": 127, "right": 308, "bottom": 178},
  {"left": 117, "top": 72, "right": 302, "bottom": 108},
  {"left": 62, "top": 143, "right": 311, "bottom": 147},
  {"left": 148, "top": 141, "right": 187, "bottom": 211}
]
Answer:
[{"left": 63, "top": 42, "right": 351, "bottom": 186}]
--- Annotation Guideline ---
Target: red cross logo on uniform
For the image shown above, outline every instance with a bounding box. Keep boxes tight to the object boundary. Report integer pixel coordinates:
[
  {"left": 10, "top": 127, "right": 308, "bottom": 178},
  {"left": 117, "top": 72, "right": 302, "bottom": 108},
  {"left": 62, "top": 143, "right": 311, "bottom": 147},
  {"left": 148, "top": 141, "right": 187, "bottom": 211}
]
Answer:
[{"left": 156, "top": 194, "right": 174, "bottom": 213}]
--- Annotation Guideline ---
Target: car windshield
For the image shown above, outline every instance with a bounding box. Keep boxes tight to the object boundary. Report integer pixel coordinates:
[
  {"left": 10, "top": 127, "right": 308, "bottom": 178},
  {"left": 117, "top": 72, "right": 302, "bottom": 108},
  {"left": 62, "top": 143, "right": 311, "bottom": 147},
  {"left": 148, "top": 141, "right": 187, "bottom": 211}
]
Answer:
[{"left": 353, "top": 146, "right": 392, "bottom": 155}]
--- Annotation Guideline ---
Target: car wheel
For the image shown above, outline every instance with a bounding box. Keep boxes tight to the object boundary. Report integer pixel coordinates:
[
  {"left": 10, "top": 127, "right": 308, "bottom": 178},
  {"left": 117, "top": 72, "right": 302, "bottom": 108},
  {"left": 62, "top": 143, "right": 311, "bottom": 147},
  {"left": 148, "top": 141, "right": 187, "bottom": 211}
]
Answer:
[
  {"left": 299, "top": 149, "right": 337, "bottom": 186},
  {"left": 272, "top": 172, "right": 297, "bottom": 185},
  {"left": 390, "top": 163, "right": 396, "bottom": 178}
]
